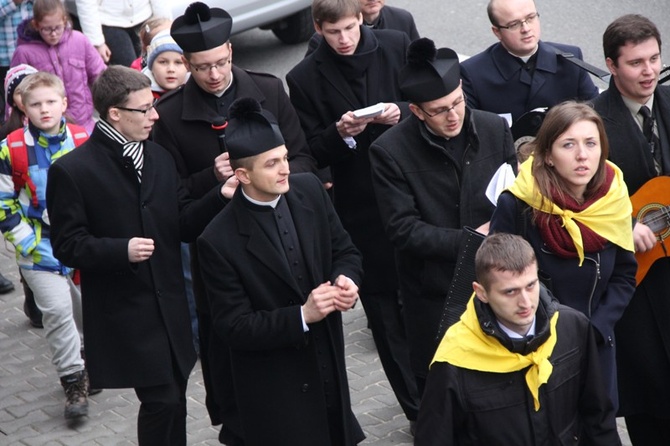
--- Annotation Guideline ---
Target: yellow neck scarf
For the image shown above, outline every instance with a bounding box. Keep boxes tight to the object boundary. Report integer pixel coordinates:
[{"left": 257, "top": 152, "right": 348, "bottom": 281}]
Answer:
[
  {"left": 432, "top": 295, "right": 559, "bottom": 411},
  {"left": 507, "top": 157, "right": 633, "bottom": 266}
]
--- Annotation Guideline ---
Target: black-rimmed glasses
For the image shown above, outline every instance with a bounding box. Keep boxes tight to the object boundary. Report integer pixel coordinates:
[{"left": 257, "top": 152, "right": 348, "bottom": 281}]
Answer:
[
  {"left": 418, "top": 95, "right": 465, "bottom": 118},
  {"left": 116, "top": 99, "right": 158, "bottom": 115},
  {"left": 497, "top": 12, "right": 540, "bottom": 31}
]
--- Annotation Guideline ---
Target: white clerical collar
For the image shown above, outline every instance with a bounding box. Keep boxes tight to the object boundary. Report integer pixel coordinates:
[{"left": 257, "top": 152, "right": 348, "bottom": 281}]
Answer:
[
  {"left": 497, "top": 317, "right": 536, "bottom": 339},
  {"left": 242, "top": 188, "right": 281, "bottom": 208},
  {"left": 213, "top": 71, "right": 234, "bottom": 98},
  {"left": 507, "top": 45, "right": 538, "bottom": 63}
]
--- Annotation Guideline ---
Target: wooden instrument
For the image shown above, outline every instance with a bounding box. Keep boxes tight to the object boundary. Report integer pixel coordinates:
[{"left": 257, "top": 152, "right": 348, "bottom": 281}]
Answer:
[{"left": 631, "top": 176, "right": 670, "bottom": 284}]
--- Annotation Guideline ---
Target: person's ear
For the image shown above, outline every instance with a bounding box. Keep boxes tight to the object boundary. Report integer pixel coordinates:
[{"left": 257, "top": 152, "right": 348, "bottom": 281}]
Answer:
[
  {"left": 605, "top": 57, "right": 617, "bottom": 76},
  {"left": 491, "top": 25, "right": 502, "bottom": 41},
  {"left": 473, "top": 281, "right": 489, "bottom": 303},
  {"left": 409, "top": 103, "right": 425, "bottom": 121},
  {"left": 235, "top": 167, "right": 251, "bottom": 185},
  {"left": 107, "top": 106, "right": 121, "bottom": 123}
]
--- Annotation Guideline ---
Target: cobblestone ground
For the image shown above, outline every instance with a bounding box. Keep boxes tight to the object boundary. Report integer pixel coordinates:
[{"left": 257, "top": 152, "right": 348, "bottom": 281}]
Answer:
[{"left": 0, "top": 245, "right": 630, "bottom": 445}]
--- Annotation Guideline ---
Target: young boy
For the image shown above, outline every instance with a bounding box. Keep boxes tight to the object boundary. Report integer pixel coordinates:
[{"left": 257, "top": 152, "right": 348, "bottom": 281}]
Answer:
[
  {"left": 141, "top": 29, "right": 188, "bottom": 99},
  {"left": 0, "top": 71, "right": 91, "bottom": 419}
]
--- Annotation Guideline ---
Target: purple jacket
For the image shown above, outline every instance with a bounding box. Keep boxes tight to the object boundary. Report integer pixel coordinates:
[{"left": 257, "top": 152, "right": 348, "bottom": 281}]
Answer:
[{"left": 11, "top": 20, "right": 106, "bottom": 133}]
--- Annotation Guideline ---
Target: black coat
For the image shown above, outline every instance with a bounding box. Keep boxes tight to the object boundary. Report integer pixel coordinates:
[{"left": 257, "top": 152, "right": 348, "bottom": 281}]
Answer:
[
  {"left": 197, "top": 173, "right": 364, "bottom": 446},
  {"left": 415, "top": 289, "right": 621, "bottom": 446},
  {"left": 593, "top": 82, "right": 670, "bottom": 416},
  {"left": 461, "top": 41, "right": 599, "bottom": 122},
  {"left": 490, "top": 191, "right": 637, "bottom": 407},
  {"left": 153, "top": 66, "right": 315, "bottom": 199},
  {"left": 287, "top": 26, "right": 409, "bottom": 292},
  {"left": 369, "top": 110, "right": 516, "bottom": 377},
  {"left": 46, "top": 127, "right": 227, "bottom": 388}
]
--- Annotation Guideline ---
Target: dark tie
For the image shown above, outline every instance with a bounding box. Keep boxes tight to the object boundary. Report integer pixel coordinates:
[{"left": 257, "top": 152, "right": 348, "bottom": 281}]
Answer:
[
  {"left": 639, "top": 105, "right": 662, "bottom": 174},
  {"left": 123, "top": 141, "right": 144, "bottom": 182}
]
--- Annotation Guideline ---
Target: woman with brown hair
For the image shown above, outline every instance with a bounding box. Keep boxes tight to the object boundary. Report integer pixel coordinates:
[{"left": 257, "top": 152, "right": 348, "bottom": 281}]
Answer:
[{"left": 490, "top": 101, "right": 637, "bottom": 409}]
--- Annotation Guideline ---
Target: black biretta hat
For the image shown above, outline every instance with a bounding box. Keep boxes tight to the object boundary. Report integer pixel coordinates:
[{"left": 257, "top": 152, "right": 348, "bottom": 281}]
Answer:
[
  {"left": 226, "top": 98, "right": 285, "bottom": 160},
  {"left": 400, "top": 38, "right": 461, "bottom": 103},
  {"left": 171, "top": 2, "right": 232, "bottom": 53}
]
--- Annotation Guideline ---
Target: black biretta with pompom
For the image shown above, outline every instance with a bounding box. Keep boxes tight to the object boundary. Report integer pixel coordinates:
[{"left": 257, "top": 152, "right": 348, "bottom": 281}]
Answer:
[
  {"left": 226, "top": 98, "right": 286, "bottom": 160},
  {"left": 171, "top": 2, "right": 232, "bottom": 53},
  {"left": 399, "top": 38, "right": 461, "bottom": 104}
]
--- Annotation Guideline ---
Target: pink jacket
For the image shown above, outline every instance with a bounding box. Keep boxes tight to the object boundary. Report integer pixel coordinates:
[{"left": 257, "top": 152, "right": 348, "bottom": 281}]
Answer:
[{"left": 11, "top": 22, "right": 106, "bottom": 134}]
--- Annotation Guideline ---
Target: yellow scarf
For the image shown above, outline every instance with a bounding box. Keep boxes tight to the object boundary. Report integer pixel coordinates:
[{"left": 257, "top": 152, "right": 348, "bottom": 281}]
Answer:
[
  {"left": 507, "top": 157, "right": 634, "bottom": 265},
  {"left": 432, "top": 295, "right": 559, "bottom": 411}
]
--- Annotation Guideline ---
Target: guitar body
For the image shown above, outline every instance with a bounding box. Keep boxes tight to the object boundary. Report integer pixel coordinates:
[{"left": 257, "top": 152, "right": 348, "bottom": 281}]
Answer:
[{"left": 631, "top": 176, "right": 670, "bottom": 284}]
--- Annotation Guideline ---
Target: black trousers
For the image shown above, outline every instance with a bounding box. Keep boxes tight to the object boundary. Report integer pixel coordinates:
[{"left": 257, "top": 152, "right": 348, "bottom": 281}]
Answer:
[
  {"left": 134, "top": 360, "right": 188, "bottom": 446},
  {"left": 360, "top": 290, "right": 419, "bottom": 421}
]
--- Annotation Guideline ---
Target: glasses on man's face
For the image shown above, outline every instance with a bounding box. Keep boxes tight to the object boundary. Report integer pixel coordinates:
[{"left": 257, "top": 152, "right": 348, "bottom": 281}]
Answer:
[
  {"left": 418, "top": 95, "right": 465, "bottom": 118},
  {"left": 39, "top": 24, "right": 65, "bottom": 35},
  {"left": 497, "top": 12, "right": 540, "bottom": 32},
  {"left": 115, "top": 99, "right": 158, "bottom": 115},
  {"left": 191, "top": 56, "right": 231, "bottom": 73}
]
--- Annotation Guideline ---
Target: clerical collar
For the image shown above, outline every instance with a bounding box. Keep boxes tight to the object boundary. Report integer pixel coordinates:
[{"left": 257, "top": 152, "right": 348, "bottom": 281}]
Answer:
[
  {"left": 498, "top": 317, "right": 536, "bottom": 339},
  {"left": 213, "top": 71, "right": 235, "bottom": 98},
  {"left": 423, "top": 121, "right": 462, "bottom": 141},
  {"left": 242, "top": 188, "right": 281, "bottom": 208},
  {"left": 507, "top": 45, "right": 538, "bottom": 63}
]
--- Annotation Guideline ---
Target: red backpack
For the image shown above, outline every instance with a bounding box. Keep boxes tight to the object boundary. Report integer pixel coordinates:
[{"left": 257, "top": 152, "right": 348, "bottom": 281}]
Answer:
[{"left": 6, "top": 124, "right": 88, "bottom": 207}]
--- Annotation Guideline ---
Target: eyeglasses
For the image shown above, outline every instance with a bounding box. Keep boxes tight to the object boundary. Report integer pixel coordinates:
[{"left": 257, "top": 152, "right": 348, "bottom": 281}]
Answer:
[
  {"left": 115, "top": 99, "right": 158, "bottom": 115},
  {"left": 191, "top": 57, "right": 231, "bottom": 73},
  {"left": 497, "top": 12, "right": 540, "bottom": 31},
  {"left": 39, "top": 24, "right": 65, "bottom": 35},
  {"left": 418, "top": 95, "right": 465, "bottom": 118}
]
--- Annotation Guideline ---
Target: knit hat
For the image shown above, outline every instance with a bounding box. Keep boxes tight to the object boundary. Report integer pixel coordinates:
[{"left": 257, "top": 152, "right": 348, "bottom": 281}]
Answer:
[
  {"left": 146, "top": 30, "right": 184, "bottom": 70},
  {"left": 226, "top": 98, "right": 285, "bottom": 160},
  {"left": 399, "top": 38, "right": 461, "bottom": 103},
  {"left": 171, "top": 2, "right": 233, "bottom": 53},
  {"left": 4, "top": 64, "right": 38, "bottom": 108}
]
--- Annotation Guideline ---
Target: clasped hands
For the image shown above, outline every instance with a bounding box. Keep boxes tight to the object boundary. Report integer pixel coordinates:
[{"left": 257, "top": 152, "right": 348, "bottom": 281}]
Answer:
[{"left": 302, "top": 275, "right": 359, "bottom": 324}]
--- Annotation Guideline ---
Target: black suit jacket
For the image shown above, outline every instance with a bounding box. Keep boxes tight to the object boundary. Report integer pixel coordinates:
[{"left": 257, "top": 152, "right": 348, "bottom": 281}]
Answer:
[
  {"left": 461, "top": 40, "right": 599, "bottom": 122},
  {"left": 46, "top": 127, "right": 226, "bottom": 388},
  {"left": 197, "top": 173, "right": 364, "bottom": 445}
]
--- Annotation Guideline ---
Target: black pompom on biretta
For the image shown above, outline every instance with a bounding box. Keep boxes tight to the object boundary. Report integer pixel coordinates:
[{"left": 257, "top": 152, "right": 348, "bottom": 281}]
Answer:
[
  {"left": 171, "top": 2, "right": 233, "bottom": 53},
  {"left": 407, "top": 38, "right": 437, "bottom": 66},
  {"left": 400, "top": 38, "right": 461, "bottom": 104},
  {"left": 225, "top": 98, "right": 285, "bottom": 160}
]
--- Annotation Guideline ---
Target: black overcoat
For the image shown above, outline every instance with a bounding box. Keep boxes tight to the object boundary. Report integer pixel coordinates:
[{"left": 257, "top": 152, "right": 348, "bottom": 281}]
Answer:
[
  {"left": 369, "top": 110, "right": 516, "bottom": 378},
  {"left": 593, "top": 82, "right": 670, "bottom": 417},
  {"left": 287, "top": 27, "right": 409, "bottom": 293},
  {"left": 197, "top": 173, "right": 364, "bottom": 446},
  {"left": 461, "top": 41, "right": 599, "bottom": 122},
  {"left": 46, "top": 127, "right": 227, "bottom": 388},
  {"left": 153, "top": 66, "right": 315, "bottom": 199}
]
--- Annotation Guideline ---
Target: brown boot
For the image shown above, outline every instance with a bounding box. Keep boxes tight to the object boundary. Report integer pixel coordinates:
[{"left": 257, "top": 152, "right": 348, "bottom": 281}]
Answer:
[{"left": 60, "top": 370, "right": 89, "bottom": 419}]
